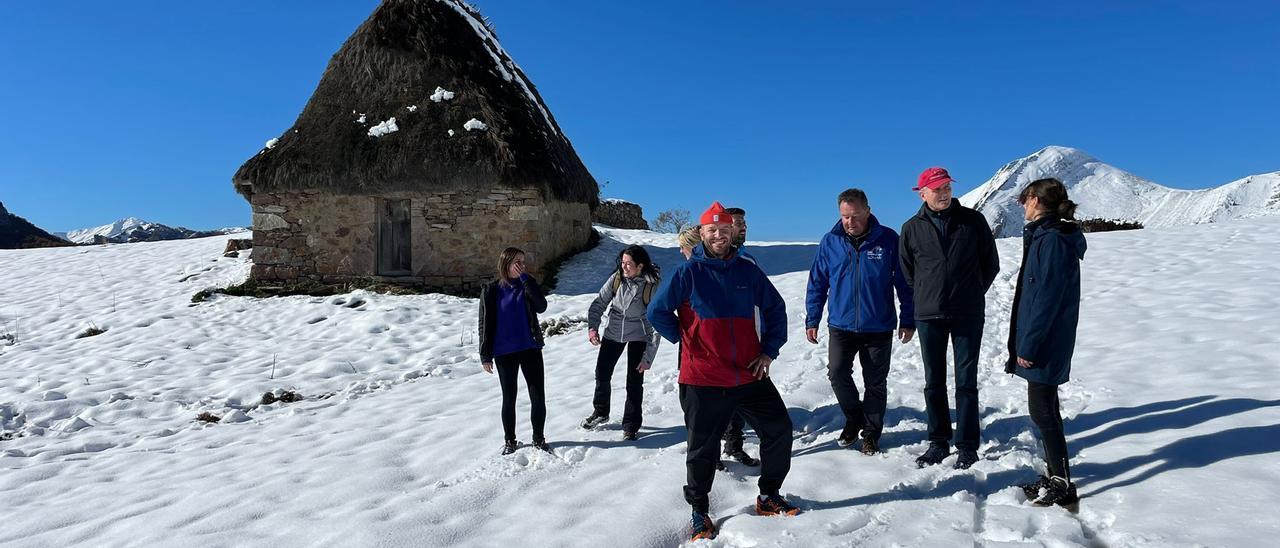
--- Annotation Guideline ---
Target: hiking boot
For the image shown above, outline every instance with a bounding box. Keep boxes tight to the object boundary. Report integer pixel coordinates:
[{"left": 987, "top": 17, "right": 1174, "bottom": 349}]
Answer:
[
  {"left": 1032, "top": 476, "right": 1079, "bottom": 508},
  {"left": 531, "top": 438, "right": 552, "bottom": 453},
  {"left": 915, "top": 443, "right": 950, "bottom": 468},
  {"left": 859, "top": 435, "right": 880, "bottom": 456},
  {"left": 621, "top": 430, "right": 637, "bottom": 441},
  {"left": 954, "top": 449, "right": 979, "bottom": 470},
  {"left": 725, "top": 448, "right": 760, "bottom": 467},
  {"left": 690, "top": 511, "right": 717, "bottom": 540},
  {"left": 837, "top": 423, "right": 862, "bottom": 448},
  {"left": 500, "top": 440, "right": 519, "bottom": 455},
  {"left": 581, "top": 413, "right": 608, "bottom": 430},
  {"left": 1018, "top": 474, "right": 1052, "bottom": 499},
  {"left": 755, "top": 494, "right": 801, "bottom": 517}
]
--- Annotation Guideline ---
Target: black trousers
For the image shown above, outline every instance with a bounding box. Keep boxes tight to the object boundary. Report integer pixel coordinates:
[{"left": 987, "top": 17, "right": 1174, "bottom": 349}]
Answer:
[
  {"left": 495, "top": 348, "right": 546, "bottom": 442},
  {"left": 827, "top": 328, "right": 893, "bottom": 440},
  {"left": 592, "top": 338, "right": 646, "bottom": 432},
  {"left": 917, "top": 318, "right": 983, "bottom": 451},
  {"left": 1028, "top": 381, "right": 1070, "bottom": 478},
  {"left": 681, "top": 379, "right": 793, "bottom": 513}
]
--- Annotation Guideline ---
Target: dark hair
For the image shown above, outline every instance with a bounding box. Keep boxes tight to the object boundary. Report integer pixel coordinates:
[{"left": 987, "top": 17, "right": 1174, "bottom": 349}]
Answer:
[
  {"left": 837, "top": 188, "right": 869, "bottom": 207},
  {"left": 1019, "top": 178, "right": 1077, "bottom": 221},
  {"left": 618, "top": 245, "right": 660, "bottom": 280},
  {"left": 723, "top": 207, "right": 746, "bottom": 217},
  {"left": 496, "top": 247, "right": 525, "bottom": 286}
]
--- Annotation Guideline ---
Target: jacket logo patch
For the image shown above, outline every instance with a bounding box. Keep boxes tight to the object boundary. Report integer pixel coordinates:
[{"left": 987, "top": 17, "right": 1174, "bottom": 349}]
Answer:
[{"left": 867, "top": 246, "right": 884, "bottom": 260}]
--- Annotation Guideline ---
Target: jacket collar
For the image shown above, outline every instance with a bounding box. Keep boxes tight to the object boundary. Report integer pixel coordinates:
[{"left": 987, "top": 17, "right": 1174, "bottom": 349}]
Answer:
[
  {"left": 829, "top": 214, "right": 885, "bottom": 244},
  {"left": 692, "top": 242, "right": 739, "bottom": 266},
  {"left": 915, "top": 199, "right": 959, "bottom": 220}
]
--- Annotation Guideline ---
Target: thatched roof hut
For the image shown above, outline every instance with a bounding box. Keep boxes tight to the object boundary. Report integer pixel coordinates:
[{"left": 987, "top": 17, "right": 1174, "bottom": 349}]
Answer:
[
  {"left": 234, "top": 0, "right": 598, "bottom": 205},
  {"left": 231, "top": 0, "right": 599, "bottom": 294}
]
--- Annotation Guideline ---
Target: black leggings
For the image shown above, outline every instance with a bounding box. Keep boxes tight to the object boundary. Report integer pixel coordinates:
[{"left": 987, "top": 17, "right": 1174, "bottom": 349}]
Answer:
[
  {"left": 592, "top": 339, "right": 646, "bottom": 431},
  {"left": 496, "top": 349, "right": 546, "bottom": 442},
  {"left": 1028, "top": 381, "right": 1069, "bottom": 478}
]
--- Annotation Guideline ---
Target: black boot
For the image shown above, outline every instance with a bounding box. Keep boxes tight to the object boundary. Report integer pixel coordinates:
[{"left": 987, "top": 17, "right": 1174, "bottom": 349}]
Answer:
[
  {"left": 1032, "top": 476, "right": 1079, "bottom": 508},
  {"left": 723, "top": 439, "right": 760, "bottom": 466},
  {"left": 500, "top": 440, "right": 519, "bottom": 455},
  {"left": 915, "top": 442, "right": 950, "bottom": 468}
]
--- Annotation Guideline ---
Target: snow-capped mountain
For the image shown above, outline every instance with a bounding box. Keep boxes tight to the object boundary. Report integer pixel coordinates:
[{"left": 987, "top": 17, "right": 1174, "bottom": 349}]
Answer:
[
  {"left": 961, "top": 146, "right": 1280, "bottom": 238},
  {"left": 62, "top": 217, "right": 247, "bottom": 244}
]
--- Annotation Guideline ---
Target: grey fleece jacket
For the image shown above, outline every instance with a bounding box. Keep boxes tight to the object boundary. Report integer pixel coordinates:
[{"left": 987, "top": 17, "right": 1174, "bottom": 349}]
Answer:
[{"left": 587, "top": 271, "right": 662, "bottom": 365}]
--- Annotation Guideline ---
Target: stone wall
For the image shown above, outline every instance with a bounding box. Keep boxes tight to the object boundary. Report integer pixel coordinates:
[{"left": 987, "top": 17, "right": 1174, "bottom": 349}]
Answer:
[
  {"left": 249, "top": 187, "right": 593, "bottom": 294},
  {"left": 593, "top": 199, "right": 649, "bottom": 230}
]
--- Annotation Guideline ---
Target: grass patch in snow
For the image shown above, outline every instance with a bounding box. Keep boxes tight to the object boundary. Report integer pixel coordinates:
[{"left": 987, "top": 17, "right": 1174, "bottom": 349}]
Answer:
[
  {"left": 195, "top": 412, "right": 221, "bottom": 423},
  {"left": 75, "top": 325, "right": 107, "bottom": 339}
]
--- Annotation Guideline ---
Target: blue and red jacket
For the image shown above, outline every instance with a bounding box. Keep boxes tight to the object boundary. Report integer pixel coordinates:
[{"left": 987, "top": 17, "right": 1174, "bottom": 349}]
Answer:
[{"left": 647, "top": 244, "right": 788, "bottom": 387}]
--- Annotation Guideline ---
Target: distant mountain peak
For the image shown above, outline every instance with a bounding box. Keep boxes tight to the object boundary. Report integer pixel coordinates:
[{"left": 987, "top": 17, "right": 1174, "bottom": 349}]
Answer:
[
  {"left": 64, "top": 218, "right": 247, "bottom": 244},
  {"left": 962, "top": 147, "right": 1280, "bottom": 237}
]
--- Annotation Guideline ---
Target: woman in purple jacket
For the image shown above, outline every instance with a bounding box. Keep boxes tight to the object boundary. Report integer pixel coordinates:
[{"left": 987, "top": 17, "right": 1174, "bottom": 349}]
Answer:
[{"left": 479, "top": 247, "right": 550, "bottom": 455}]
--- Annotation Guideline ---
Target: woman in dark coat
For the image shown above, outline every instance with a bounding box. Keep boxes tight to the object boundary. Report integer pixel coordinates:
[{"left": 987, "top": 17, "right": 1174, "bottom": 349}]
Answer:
[
  {"left": 479, "top": 247, "right": 550, "bottom": 455},
  {"left": 1007, "top": 178, "right": 1087, "bottom": 507}
]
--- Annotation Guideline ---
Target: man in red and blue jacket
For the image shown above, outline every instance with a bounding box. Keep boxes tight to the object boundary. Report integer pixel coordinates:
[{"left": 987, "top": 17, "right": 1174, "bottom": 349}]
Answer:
[
  {"left": 648, "top": 201, "right": 797, "bottom": 541},
  {"left": 805, "top": 188, "right": 915, "bottom": 455}
]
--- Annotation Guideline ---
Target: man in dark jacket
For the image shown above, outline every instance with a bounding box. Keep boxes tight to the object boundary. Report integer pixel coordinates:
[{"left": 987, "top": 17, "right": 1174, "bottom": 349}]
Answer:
[
  {"left": 648, "top": 201, "right": 798, "bottom": 541},
  {"left": 899, "top": 167, "right": 1000, "bottom": 469},
  {"left": 805, "top": 188, "right": 915, "bottom": 455}
]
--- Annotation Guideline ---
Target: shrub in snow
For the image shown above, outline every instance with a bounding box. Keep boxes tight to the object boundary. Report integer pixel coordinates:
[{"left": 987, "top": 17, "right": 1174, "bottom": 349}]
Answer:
[
  {"left": 430, "top": 86, "right": 455, "bottom": 102},
  {"left": 195, "top": 411, "right": 221, "bottom": 423},
  {"left": 540, "top": 316, "right": 587, "bottom": 338},
  {"left": 1081, "top": 218, "right": 1144, "bottom": 233},
  {"left": 463, "top": 118, "right": 488, "bottom": 131},
  {"left": 368, "top": 118, "right": 399, "bottom": 137},
  {"left": 261, "top": 390, "right": 304, "bottom": 405},
  {"left": 76, "top": 325, "right": 107, "bottom": 339}
]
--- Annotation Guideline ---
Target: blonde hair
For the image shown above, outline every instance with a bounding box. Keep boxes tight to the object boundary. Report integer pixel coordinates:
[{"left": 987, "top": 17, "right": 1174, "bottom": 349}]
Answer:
[
  {"left": 496, "top": 247, "right": 525, "bottom": 287},
  {"left": 677, "top": 226, "right": 702, "bottom": 250}
]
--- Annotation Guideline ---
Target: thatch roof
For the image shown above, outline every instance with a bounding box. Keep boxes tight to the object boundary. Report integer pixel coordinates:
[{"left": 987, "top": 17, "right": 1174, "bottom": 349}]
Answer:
[{"left": 233, "top": 0, "right": 598, "bottom": 207}]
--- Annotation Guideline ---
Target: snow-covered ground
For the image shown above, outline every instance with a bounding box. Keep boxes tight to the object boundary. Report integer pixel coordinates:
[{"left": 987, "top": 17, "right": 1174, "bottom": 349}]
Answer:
[{"left": 1, "top": 219, "right": 1278, "bottom": 547}]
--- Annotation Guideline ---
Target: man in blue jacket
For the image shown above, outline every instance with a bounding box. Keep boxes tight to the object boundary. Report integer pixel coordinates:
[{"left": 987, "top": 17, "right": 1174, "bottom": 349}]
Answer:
[
  {"left": 648, "top": 201, "right": 798, "bottom": 541},
  {"left": 806, "top": 189, "right": 915, "bottom": 455}
]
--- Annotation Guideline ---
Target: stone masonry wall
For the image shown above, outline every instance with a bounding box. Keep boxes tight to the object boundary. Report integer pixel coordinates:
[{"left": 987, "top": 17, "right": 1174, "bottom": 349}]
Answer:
[{"left": 249, "top": 187, "right": 593, "bottom": 294}]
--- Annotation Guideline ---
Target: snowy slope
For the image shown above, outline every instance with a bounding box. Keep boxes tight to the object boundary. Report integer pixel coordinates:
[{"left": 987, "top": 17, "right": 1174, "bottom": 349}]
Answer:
[
  {"left": 2, "top": 222, "right": 1279, "bottom": 547},
  {"left": 961, "top": 146, "right": 1280, "bottom": 237}
]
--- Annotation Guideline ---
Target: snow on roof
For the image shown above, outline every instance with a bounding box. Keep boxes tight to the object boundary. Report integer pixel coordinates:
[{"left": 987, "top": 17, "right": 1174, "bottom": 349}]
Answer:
[
  {"left": 430, "top": 86, "right": 455, "bottom": 103},
  {"left": 436, "top": 0, "right": 559, "bottom": 137},
  {"left": 368, "top": 118, "right": 399, "bottom": 138}
]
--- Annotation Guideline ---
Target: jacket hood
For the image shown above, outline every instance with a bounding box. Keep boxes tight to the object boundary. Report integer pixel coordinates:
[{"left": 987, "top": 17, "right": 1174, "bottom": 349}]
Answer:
[
  {"left": 691, "top": 243, "right": 740, "bottom": 266},
  {"left": 1034, "top": 218, "right": 1088, "bottom": 260}
]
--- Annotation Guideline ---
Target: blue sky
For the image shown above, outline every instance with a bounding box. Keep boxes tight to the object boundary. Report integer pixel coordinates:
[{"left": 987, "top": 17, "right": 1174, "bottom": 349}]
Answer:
[{"left": 2, "top": 0, "right": 1277, "bottom": 240}]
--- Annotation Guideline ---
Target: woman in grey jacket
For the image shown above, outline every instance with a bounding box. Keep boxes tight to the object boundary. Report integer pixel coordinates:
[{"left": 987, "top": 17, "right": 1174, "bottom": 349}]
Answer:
[{"left": 581, "top": 245, "right": 662, "bottom": 440}]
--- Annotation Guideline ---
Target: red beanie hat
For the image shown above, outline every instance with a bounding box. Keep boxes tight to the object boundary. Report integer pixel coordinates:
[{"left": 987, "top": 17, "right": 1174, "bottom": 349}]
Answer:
[{"left": 700, "top": 201, "right": 732, "bottom": 225}]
